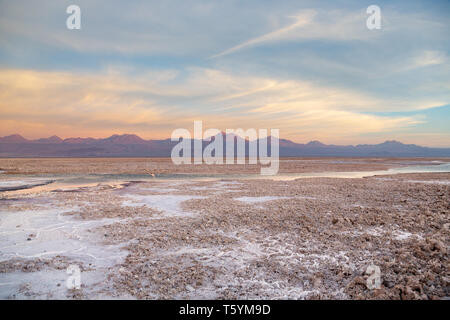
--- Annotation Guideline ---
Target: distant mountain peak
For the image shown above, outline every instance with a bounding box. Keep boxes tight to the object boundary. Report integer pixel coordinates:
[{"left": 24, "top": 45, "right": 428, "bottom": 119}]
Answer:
[
  {"left": 378, "top": 140, "right": 419, "bottom": 148},
  {"left": 306, "top": 140, "right": 325, "bottom": 147},
  {"left": 0, "top": 134, "right": 28, "bottom": 143},
  {"left": 35, "top": 135, "right": 62, "bottom": 143},
  {"left": 103, "top": 134, "right": 145, "bottom": 144},
  {"left": 63, "top": 137, "right": 96, "bottom": 144},
  {"left": 381, "top": 140, "right": 402, "bottom": 145}
]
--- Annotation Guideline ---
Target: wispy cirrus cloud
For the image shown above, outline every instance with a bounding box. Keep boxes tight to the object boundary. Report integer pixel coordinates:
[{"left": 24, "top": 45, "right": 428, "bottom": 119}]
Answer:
[
  {"left": 211, "top": 10, "right": 317, "bottom": 58},
  {"left": 211, "top": 7, "right": 390, "bottom": 58},
  {"left": 410, "top": 50, "right": 447, "bottom": 69}
]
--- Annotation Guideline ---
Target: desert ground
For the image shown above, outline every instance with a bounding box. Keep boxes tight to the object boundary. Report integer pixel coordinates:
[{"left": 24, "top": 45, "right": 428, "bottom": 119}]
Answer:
[{"left": 0, "top": 158, "right": 448, "bottom": 299}]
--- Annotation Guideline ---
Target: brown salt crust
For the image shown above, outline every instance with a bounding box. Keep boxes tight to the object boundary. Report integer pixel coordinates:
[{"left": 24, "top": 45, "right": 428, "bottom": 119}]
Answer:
[
  {"left": 87, "top": 174, "right": 448, "bottom": 299},
  {"left": 0, "top": 256, "right": 91, "bottom": 273}
]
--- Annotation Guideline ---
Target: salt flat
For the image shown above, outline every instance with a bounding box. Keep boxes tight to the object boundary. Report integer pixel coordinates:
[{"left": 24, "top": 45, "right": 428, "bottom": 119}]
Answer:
[{"left": 0, "top": 158, "right": 448, "bottom": 299}]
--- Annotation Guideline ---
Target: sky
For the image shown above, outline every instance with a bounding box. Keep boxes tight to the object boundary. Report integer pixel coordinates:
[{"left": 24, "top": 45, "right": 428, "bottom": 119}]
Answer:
[{"left": 0, "top": 0, "right": 449, "bottom": 146}]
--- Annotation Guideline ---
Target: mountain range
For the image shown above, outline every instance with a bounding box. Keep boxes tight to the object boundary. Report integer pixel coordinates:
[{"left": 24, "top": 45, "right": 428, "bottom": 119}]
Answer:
[{"left": 0, "top": 134, "right": 449, "bottom": 157}]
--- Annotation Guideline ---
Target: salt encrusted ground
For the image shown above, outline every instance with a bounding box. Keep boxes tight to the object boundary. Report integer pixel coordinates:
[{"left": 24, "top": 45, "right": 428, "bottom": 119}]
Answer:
[{"left": 0, "top": 158, "right": 448, "bottom": 299}]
